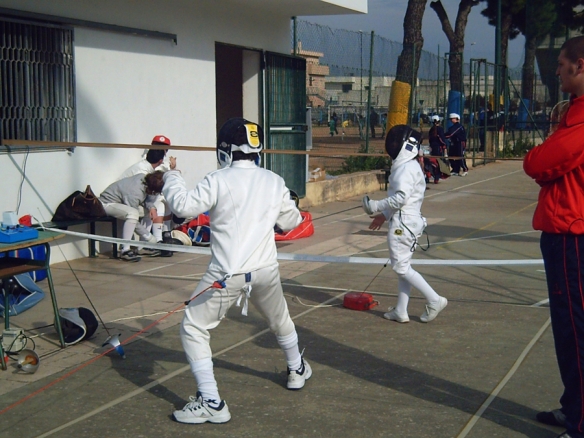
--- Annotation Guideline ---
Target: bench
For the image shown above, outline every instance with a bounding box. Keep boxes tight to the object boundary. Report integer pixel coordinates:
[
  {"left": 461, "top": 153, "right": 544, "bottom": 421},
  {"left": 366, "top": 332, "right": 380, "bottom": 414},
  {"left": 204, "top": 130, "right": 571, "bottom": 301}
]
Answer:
[{"left": 37, "top": 217, "right": 118, "bottom": 258}]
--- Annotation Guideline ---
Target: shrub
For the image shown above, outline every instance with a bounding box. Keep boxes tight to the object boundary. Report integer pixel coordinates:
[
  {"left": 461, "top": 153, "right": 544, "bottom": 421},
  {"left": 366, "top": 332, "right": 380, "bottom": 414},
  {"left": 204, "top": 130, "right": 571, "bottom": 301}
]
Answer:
[
  {"left": 501, "top": 137, "right": 533, "bottom": 158},
  {"left": 329, "top": 145, "right": 391, "bottom": 175}
]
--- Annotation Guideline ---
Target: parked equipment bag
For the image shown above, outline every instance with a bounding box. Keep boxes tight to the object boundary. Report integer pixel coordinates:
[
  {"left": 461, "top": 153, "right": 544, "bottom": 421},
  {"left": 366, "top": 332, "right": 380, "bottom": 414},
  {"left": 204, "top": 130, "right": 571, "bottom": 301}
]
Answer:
[
  {"left": 275, "top": 211, "right": 314, "bottom": 241},
  {"left": 52, "top": 185, "right": 106, "bottom": 221},
  {"left": 0, "top": 274, "right": 45, "bottom": 317},
  {"left": 343, "top": 292, "right": 379, "bottom": 311},
  {"left": 56, "top": 307, "right": 98, "bottom": 346},
  {"left": 438, "top": 158, "right": 451, "bottom": 177}
]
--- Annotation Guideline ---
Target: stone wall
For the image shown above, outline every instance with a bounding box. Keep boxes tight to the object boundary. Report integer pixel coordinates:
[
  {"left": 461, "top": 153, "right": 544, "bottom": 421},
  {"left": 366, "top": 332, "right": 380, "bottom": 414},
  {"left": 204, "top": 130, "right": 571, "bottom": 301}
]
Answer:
[{"left": 299, "top": 170, "right": 387, "bottom": 209}]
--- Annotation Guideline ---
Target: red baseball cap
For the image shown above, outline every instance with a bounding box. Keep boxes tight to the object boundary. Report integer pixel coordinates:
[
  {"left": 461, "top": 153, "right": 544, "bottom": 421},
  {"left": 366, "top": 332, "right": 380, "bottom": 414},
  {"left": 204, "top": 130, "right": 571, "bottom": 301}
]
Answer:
[{"left": 151, "top": 135, "right": 171, "bottom": 145}]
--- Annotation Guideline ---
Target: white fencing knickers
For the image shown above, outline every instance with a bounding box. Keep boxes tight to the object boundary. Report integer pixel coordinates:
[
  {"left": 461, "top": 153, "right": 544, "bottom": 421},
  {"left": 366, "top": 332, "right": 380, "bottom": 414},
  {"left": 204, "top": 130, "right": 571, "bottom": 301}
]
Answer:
[
  {"left": 180, "top": 264, "right": 296, "bottom": 364},
  {"left": 388, "top": 212, "right": 439, "bottom": 311}
]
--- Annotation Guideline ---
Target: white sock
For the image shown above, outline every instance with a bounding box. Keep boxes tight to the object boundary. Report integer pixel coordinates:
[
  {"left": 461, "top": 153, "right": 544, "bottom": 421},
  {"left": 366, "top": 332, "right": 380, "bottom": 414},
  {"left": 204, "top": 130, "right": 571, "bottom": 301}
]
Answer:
[
  {"left": 277, "top": 331, "right": 302, "bottom": 370},
  {"left": 152, "top": 223, "right": 164, "bottom": 241},
  {"left": 121, "top": 220, "right": 137, "bottom": 252},
  {"left": 189, "top": 357, "right": 221, "bottom": 404},
  {"left": 403, "top": 267, "right": 440, "bottom": 304},
  {"left": 395, "top": 277, "right": 411, "bottom": 315}
]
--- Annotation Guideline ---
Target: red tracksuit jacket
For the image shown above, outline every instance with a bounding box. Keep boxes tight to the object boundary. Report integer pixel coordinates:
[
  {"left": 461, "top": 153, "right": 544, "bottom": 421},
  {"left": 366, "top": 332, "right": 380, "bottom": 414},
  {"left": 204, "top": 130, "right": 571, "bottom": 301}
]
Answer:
[{"left": 524, "top": 94, "right": 584, "bottom": 234}]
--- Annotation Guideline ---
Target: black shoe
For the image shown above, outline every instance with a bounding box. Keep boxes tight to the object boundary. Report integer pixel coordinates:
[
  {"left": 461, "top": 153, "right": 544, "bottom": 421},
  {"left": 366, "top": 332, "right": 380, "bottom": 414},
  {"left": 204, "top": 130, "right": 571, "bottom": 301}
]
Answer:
[
  {"left": 536, "top": 409, "right": 566, "bottom": 427},
  {"left": 120, "top": 250, "right": 141, "bottom": 262},
  {"left": 159, "top": 245, "right": 173, "bottom": 257},
  {"left": 160, "top": 232, "right": 176, "bottom": 257}
]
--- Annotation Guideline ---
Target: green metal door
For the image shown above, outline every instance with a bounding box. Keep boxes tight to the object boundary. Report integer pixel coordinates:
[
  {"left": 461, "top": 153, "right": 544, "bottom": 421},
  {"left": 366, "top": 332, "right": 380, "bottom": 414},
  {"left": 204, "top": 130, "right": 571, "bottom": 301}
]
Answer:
[{"left": 264, "top": 51, "right": 307, "bottom": 197}]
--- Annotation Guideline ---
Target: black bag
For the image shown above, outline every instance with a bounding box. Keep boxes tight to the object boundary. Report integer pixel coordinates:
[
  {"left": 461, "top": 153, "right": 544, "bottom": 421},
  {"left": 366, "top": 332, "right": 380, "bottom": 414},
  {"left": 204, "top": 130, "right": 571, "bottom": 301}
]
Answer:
[{"left": 52, "top": 185, "right": 106, "bottom": 221}]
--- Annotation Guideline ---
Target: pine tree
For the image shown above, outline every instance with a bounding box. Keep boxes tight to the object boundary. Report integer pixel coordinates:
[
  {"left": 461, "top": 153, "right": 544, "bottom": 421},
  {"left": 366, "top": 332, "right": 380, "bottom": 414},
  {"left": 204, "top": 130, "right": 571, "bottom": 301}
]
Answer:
[{"left": 430, "top": 0, "right": 480, "bottom": 92}]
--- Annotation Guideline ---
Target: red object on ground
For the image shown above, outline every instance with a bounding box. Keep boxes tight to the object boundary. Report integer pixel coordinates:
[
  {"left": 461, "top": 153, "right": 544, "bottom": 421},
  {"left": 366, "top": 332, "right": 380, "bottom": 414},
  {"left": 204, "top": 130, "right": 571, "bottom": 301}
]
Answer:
[
  {"left": 343, "top": 292, "right": 379, "bottom": 311},
  {"left": 275, "top": 211, "right": 314, "bottom": 241},
  {"left": 175, "top": 214, "right": 210, "bottom": 234},
  {"left": 176, "top": 211, "right": 314, "bottom": 243}
]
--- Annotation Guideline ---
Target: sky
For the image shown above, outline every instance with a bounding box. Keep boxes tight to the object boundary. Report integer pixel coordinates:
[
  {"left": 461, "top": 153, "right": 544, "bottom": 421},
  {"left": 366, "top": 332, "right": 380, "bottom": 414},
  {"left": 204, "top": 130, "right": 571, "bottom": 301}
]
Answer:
[{"left": 302, "top": 0, "right": 526, "bottom": 69}]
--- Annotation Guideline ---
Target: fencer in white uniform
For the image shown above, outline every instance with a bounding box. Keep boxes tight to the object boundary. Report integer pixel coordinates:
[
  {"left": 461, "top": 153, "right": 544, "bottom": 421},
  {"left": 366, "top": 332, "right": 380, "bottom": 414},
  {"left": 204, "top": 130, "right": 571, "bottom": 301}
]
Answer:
[
  {"left": 363, "top": 124, "right": 447, "bottom": 323},
  {"left": 162, "top": 118, "right": 311, "bottom": 425}
]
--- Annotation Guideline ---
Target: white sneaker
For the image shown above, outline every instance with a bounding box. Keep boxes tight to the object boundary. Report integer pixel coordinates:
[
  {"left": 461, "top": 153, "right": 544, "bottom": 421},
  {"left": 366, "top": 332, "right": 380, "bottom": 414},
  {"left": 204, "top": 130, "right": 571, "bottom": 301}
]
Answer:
[
  {"left": 461, "top": 171, "right": 468, "bottom": 176},
  {"left": 173, "top": 392, "right": 231, "bottom": 424},
  {"left": 420, "top": 297, "right": 448, "bottom": 323},
  {"left": 383, "top": 307, "right": 410, "bottom": 323},
  {"left": 287, "top": 357, "right": 312, "bottom": 390},
  {"left": 450, "top": 172, "right": 459, "bottom": 176},
  {"left": 362, "top": 196, "right": 376, "bottom": 216}
]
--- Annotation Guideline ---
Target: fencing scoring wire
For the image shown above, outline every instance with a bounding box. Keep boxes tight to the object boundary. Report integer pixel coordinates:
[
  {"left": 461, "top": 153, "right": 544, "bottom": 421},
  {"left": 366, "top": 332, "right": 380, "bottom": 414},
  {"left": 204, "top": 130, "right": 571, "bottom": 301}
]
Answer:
[{"left": 40, "top": 226, "right": 543, "bottom": 266}]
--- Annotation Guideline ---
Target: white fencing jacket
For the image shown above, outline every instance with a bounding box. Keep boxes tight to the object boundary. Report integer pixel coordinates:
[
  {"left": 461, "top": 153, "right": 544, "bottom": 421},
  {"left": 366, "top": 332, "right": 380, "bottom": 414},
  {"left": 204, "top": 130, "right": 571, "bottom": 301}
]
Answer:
[
  {"left": 163, "top": 160, "right": 302, "bottom": 275},
  {"left": 376, "top": 145, "right": 425, "bottom": 220}
]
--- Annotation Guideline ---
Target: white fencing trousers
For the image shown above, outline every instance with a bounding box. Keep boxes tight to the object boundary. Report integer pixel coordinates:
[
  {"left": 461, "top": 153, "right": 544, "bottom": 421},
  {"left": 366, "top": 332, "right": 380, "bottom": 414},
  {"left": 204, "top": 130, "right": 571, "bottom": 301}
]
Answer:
[
  {"left": 141, "top": 196, "right": 170, "bottom": 241},
  {"left": 387, "top": 212, "right": 425, "bottom": 276},
  {"left": 388, "top": 212, "right": 440, "bottom": 308},
  {"left": 181, "top": 264, "right": 296, "bottom": 363},
  {"left": 102, "top": 202, "right": 152, "bottom": 251}
]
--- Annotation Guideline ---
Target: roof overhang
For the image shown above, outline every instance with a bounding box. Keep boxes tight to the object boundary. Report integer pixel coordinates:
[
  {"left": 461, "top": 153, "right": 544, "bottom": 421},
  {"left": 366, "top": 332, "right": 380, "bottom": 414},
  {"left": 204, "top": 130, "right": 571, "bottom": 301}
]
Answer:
[{"left": 227, "top": 0, "right": 367, "bottom": 17}]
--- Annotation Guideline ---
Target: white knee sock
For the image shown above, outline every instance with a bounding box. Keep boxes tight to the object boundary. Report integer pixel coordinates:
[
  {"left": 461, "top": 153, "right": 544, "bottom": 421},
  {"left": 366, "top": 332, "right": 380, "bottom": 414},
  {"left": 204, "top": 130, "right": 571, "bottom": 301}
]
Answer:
[
  {"left": 121, "top": 220, "right": 138, "bottom": 252},
  {"left": 190, "top": 357, "right": 221, "bottom": 403},
  {"left": 277, "top": 331, "right": 302, "bottom": 370},
  {"left": 395, "top": 277, "right": 411, "bottom": 314},
  {"left": 403, "top": 267, "right": 440, "bottom": 304},
  {"left": 152, "top": 223, "right": 164, "bottom": 242}
]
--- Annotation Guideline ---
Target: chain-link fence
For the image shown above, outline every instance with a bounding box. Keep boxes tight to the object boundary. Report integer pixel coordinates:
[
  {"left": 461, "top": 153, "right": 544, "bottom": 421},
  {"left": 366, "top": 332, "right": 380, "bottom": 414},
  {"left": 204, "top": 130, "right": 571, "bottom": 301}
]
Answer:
[{"left": 294, "top": 19, "right": 563, "bottom": 172}]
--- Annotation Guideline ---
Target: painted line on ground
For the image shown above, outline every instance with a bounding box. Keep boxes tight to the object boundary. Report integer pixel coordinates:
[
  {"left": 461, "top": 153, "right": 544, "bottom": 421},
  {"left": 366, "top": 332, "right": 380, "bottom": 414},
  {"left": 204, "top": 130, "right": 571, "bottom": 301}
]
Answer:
[
  {"left": 531, "top": 298, "right": 550, "bottom": 307},
  {"left": 425, "top": 169, "right": 525, "bottom": 199},
  {"left": 456, "top": 317, "right": 551, "bottom": 437},
  {"left": 134, "top": 257, "right": 202, "bottom": 275},
  {"left": 35, "top": 291, "right": 346, "bottom": 437}
]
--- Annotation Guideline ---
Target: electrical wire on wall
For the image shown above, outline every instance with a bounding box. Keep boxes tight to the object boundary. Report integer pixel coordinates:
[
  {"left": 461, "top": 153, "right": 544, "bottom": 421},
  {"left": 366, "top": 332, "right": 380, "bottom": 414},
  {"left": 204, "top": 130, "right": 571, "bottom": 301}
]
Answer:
[{"left": 15, "top": 146, "right": 31, "bottom": 215}]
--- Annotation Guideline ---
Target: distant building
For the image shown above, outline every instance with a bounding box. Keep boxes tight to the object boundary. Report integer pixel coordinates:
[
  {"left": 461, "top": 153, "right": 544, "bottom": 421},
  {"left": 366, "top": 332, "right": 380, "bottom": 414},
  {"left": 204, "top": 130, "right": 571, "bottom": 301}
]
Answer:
[{"left": 296, "top": 41, "right": 329, "bottom": 108}]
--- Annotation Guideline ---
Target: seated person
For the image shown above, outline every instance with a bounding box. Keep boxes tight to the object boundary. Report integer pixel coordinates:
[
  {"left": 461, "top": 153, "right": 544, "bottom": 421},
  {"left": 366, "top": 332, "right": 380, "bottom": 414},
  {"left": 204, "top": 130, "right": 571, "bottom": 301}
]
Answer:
[
  {"left": 118, "top": 135, "right": 177, "bottom": 254},
  {"left": 99, "top": 171, "right": 165, "bottom": 262}
]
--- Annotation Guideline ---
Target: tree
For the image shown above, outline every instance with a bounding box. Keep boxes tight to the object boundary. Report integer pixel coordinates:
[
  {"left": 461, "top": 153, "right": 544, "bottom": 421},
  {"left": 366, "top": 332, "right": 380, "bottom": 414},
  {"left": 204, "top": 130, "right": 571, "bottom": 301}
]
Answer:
[
  {"left": 387, "top": 0, "right": 428, "bottom": 131},
  {"left": 480, "top": 0, "right": 524, "bottom": 66},
  {"left": 430, "top": 0, "right": 480, "bottom": 92},
  {"left": 517, "top": 0, "right": 557, "bottom": 100},
  {"left": 395, "top": 0, "right": 428, "bottom": 84},
  {"left": 556, "top": 0, "right": 584, "bottom": 32}
]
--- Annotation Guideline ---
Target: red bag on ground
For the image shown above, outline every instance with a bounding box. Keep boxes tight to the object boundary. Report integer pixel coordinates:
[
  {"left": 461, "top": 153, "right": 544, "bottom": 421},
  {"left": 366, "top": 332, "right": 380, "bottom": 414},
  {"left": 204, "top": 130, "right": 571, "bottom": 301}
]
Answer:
[
  {"left": 343, "top": 292, "right": 379, "bottom": 311},
  {"left": 175, "top": 214, "right": 211, "bottom": 246},
  {"left": 176, "top": 214, "right": 210, "bottom": 234},
  {"left": 275, "top": 211, "right": 314, "bottom": 241}
]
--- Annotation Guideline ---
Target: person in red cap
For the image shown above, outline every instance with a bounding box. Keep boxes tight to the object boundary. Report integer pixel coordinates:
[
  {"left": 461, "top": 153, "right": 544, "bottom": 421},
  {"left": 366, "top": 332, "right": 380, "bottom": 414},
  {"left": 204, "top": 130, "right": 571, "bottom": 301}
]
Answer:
[{"left": 117, "top": 135, "right": 177, "bottom": 256}]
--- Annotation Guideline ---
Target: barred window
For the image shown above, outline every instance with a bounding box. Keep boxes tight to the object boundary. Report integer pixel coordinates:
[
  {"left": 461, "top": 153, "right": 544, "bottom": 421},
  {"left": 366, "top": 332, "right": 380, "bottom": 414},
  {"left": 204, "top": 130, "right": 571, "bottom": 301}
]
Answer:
[{"left": 1, "top": 18, "right": 75, "bottom": 152}]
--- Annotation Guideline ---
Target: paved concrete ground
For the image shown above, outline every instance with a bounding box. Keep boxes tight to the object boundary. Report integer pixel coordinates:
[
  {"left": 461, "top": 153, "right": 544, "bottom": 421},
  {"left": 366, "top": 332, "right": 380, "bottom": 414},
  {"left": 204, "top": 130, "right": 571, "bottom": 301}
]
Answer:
[{"left": 0, "top": 160, "right": 565, "bottom": 438}]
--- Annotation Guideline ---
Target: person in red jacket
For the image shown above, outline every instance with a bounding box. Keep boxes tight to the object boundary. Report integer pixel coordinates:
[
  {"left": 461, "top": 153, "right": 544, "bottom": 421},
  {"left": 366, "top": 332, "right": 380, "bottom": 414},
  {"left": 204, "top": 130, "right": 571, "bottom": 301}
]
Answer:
[{"left": 524, "top": 35, "right": 584, "bottom": 438}]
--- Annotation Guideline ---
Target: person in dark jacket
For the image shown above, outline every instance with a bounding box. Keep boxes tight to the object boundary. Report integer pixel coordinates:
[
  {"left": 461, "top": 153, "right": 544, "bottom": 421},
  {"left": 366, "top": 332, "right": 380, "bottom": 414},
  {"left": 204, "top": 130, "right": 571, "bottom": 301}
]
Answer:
[
  {"left": 445, "top": 113, "right": 468, "bottom": 176},
  {"left": 426, "top": 115, "right": 448, "bottom": 183}
]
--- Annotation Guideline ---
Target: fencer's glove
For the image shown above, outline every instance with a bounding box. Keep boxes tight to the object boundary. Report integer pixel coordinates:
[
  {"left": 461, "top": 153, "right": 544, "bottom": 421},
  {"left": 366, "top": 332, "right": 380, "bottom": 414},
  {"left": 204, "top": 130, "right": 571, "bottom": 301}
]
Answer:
[{"left": 362, "top": 195, "right": 376, "bottom": 216}]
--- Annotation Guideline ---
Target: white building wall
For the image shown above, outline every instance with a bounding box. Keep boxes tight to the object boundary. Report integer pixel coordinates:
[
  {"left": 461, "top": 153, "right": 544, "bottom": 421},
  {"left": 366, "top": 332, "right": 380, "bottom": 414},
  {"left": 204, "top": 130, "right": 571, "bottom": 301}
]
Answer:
[{"left": 0, "top": 0, "right": 293, "bottom": 262}]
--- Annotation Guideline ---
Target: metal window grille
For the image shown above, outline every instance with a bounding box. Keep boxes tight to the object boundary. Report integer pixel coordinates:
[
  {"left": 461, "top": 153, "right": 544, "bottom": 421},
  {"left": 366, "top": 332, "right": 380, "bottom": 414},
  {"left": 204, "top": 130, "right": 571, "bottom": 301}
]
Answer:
[{"left": 1, "top": 18, "right": 75, "bottom": 153}]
